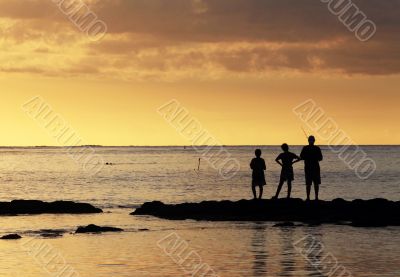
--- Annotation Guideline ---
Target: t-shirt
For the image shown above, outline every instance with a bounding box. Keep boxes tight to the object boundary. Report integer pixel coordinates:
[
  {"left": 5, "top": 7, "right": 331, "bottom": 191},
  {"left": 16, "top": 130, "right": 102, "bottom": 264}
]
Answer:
[
  {"left": 276, "top": 152, "right": 299, "bottom": 169},
  {"left": 300, "top": 145, "right": 323, "bottom": 168},
  {"left": 250, "top": 157, "right": 266, "bottom": 179}
]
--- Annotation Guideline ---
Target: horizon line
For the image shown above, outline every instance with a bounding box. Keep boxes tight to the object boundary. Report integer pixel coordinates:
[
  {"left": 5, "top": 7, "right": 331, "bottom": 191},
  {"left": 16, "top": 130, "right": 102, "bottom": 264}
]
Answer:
[{"left": 0, "top": 144, "right": 399, "bottom": 148}]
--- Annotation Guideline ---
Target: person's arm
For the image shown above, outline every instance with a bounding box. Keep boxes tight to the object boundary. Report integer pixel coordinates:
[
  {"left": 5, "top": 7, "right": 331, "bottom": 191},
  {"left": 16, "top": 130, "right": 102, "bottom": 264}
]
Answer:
[
  {"left": 292, "top": 154, "right": 302, "bottom": 164},
  {"left": 275, "top": 155, "right": 283, "bottom": 167},
  {"left": 263, "top": 159, "right": 266, "bottom": 170},
  {"left": 250, "top": 159, "right": 254, "bottom": 169},
  {"left": 318, "top": 148, "right": 323, "bottom": 161},
  {"left": 300, "top": 147, "right": 305, "bottom": 160}
]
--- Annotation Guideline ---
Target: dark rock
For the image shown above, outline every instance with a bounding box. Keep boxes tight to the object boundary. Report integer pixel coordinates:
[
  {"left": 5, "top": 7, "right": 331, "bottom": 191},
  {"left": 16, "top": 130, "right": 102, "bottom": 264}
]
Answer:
[
  {"left": 351, "top": 219, "right": 389, "bottom": 228},
  {"left": 40, "top": 229, "right": 66, "bottom": 234},
  {"left": 306, "top": 221, "right": 322, "bottom": 227},
  {"left": 0, "top": 200, "right": 102, "bottom": 215},
  {"left": 132, "top": 198, "right": 400, "bottom": 227},
  {"left": 1, "top": 234, "right": 22, "bottom": 240},
  {"left": 39, "top": 229, "right": 66, "bottom": 238},
  {"left": 75, "top": 224, "right": 123, "bottom": 234},
  {"left": 41, "top": 233, "right": 63, "bottom": 238}
]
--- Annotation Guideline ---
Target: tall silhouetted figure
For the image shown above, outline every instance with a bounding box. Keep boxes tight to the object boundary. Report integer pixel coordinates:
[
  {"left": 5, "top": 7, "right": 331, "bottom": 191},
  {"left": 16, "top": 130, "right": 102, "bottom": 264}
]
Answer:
[
  {"left": 250, "top": 149, "right": 266, "bottom": 199},
  {"left": 274, "top": 144, "right": 301, "bottom": 199},
  {"left": 300, "top": 136, "right": 323, "bottom": 201}
]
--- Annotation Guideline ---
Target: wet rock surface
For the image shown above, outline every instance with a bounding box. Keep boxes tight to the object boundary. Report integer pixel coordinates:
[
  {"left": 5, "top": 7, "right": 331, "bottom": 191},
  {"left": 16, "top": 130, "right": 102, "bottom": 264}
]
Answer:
[
  {"left": 75, "top": 224, "right": 124, "bottom": 234},
  {"left": 0, "top": 200, "right": 102, "bottom": 215},
  {"left": 132, "top": 198, "right": 400, "bottom": 227},
  {"left": 1, "top": 234, "right": 22, "bottom": 240}
]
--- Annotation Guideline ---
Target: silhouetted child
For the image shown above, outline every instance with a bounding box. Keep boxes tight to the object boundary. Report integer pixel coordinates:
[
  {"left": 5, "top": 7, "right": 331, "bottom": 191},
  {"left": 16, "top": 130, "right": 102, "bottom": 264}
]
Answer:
[
  {"left": 250, "top": 149, "right": 266, "bottom": 199},
  {"left": 274, "top": 144, "right": 300, "bottom": 199}
]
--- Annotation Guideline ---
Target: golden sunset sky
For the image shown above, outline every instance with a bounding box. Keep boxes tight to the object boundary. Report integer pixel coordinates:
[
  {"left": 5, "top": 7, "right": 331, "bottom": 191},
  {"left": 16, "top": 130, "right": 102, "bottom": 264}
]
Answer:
[{"left": 1, "top": 0, "right": 399, "bottom": 146}]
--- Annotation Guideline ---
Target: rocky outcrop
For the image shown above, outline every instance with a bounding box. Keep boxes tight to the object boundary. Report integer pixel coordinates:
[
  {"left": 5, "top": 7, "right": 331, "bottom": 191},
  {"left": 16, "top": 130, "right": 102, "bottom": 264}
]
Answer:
[
  {"left": 132, "top": 198, "right": 400, "bottom": 227},
  {"left": 0, "top": 200, "right": 102, "bottom": 215},
  {"left": 1, "top": 234, "right": 22, "bottom": 240},
  {"left": 75, "top": 224, "right": 123, "bottom": 234}
]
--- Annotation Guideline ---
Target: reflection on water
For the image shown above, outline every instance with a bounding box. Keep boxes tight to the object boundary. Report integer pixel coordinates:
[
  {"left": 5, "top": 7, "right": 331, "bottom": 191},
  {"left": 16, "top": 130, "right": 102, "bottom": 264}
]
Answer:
[
  {"left": 279, "top": 228, "right": 296, "bottom": 277},
  {"left": 251, "top": 223, "right": 268, "bottom": 276},
  {"left": 249, "top": 224, "right": 328, "bottom": 277},
  {"left": 303, "top": 232, "right": 327, "bottom": 277},
  {"left": 0, "top": 215, "right": 399, "bottom": 276}
]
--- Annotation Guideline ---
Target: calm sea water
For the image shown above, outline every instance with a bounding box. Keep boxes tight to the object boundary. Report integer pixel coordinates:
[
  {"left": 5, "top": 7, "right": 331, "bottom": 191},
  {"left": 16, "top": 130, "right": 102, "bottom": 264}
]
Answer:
[{"left": 0, "top": 146, "right": 399, "bottom": 277}]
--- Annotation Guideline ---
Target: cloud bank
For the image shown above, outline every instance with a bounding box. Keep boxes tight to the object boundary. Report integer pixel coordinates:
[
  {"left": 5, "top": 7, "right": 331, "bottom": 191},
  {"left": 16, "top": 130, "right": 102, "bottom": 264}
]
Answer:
[{"left": 0, "top": 0, "right": 399, "bottom": 80}]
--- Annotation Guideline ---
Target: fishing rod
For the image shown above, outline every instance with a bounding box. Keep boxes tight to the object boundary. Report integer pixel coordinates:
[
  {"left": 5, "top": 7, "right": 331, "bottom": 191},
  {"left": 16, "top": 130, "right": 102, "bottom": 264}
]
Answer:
[{"left": 301, "top": 126, "right": 309, "bottom": 139}]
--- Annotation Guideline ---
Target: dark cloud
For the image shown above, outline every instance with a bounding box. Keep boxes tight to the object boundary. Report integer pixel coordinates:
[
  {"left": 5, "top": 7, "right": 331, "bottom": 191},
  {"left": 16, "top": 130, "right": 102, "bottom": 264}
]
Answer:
[
  {"left": 0, "top": 0, "right": 399, "bottom": 77},
  {"left": 95, "top": 0, "right": 399, "bottom": 42}
]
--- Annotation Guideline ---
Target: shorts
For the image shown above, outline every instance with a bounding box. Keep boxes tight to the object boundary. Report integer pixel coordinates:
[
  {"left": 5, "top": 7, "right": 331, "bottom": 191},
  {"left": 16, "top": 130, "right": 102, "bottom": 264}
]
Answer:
[
  {"left": 305, "top": 168, "right": 321, "bottom": 185},
  {"left": 280, "top": 167, "right": 294, "bottom": 182},
  {"left": 252, "top": 178, "right": 266, "bottom": 187}
]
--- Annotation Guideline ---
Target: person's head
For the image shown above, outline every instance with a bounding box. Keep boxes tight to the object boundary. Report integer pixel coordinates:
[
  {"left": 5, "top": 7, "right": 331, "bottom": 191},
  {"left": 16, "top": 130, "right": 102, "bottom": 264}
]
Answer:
[
  {"left": 308, "top": 135, "right": 316, "bottom": 145},
  {"left": 255, "top": 149, "right": 262, "bottom": 157},
  {"left": 281, "top": 143, "right": 289, "bottom": 152}
]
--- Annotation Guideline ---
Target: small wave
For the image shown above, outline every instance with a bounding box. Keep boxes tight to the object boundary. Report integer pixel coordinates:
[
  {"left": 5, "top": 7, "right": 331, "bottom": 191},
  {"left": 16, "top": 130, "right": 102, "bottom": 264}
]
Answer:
[
  {"left": 17, "top": 228, "right": 70, "bottom": 237},
  {"left": 97, "top": 264, "right": 128, "bottom": 267},
  {"left": 98, "top": 204, "right": 141, "bottom": 209}
]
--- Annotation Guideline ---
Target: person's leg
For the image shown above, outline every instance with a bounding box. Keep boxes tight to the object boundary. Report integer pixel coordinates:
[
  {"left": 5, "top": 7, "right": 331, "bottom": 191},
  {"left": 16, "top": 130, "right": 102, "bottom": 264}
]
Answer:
[
  {"left": 306, "top": 182, "right": 311, "bottom": 201},
  {"left": 287, "top": 180, "right": 292, "bottom": 199},
  {"left": 314, "top": 183, "right": 319, "bottom": 201},
  {"left": 259, "top": 186, "right": 263, "bottom": 199},
  {"left": 305, "top": 172, "right": 311, "bottom": 201},
  {"left": 275, "top": 180, "right": 284, "bottom": 199},
  {"left": 252, "top": 186, "right": 257, "bottom": 199}
]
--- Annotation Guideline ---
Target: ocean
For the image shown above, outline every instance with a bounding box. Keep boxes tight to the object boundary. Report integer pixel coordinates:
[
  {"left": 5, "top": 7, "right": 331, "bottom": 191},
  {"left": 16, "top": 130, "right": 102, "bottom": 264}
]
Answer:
[{"left": 0, "top": 146, "right": 399, "bottom": 276}]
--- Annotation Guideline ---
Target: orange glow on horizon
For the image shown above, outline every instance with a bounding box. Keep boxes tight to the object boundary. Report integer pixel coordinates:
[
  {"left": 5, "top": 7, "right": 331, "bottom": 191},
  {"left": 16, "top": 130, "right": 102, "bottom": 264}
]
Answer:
[
  {"left": 1, "top": 75, "right": 399, "bottom": 146},
  {"left": 0, "top": 1, "right": 399, "bottom": 146}
]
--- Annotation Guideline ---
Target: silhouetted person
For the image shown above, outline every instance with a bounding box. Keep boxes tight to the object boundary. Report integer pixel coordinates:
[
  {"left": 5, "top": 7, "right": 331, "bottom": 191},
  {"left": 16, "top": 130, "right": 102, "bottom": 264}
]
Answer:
[
  {"left": 250, "top": 149, "right": 266, "bottom": 199},
  {"left": 274, "top": 144, "right": 301, "bottom": 199},
  {"left": 300, "top": 136, "right": 323, "bottom": 201}
]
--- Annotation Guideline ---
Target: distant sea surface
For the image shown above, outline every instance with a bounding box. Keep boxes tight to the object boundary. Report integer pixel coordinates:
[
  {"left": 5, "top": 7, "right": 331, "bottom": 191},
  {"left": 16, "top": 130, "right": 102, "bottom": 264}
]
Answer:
[{"left": 0, "top": 146, "right": 399, "bottom": 277}]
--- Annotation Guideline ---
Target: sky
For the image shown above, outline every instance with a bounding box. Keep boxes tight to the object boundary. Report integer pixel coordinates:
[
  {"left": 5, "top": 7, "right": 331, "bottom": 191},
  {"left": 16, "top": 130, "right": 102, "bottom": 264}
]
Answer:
[{"left": 1, "top": 0, "right": 399, "bottom": 146}]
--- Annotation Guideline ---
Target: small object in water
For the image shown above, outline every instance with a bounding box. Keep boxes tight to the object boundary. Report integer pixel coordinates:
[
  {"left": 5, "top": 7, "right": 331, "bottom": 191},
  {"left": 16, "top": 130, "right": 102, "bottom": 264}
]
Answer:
[{"left": 193, "top": 158, "right": 201, "bottom": 175}]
